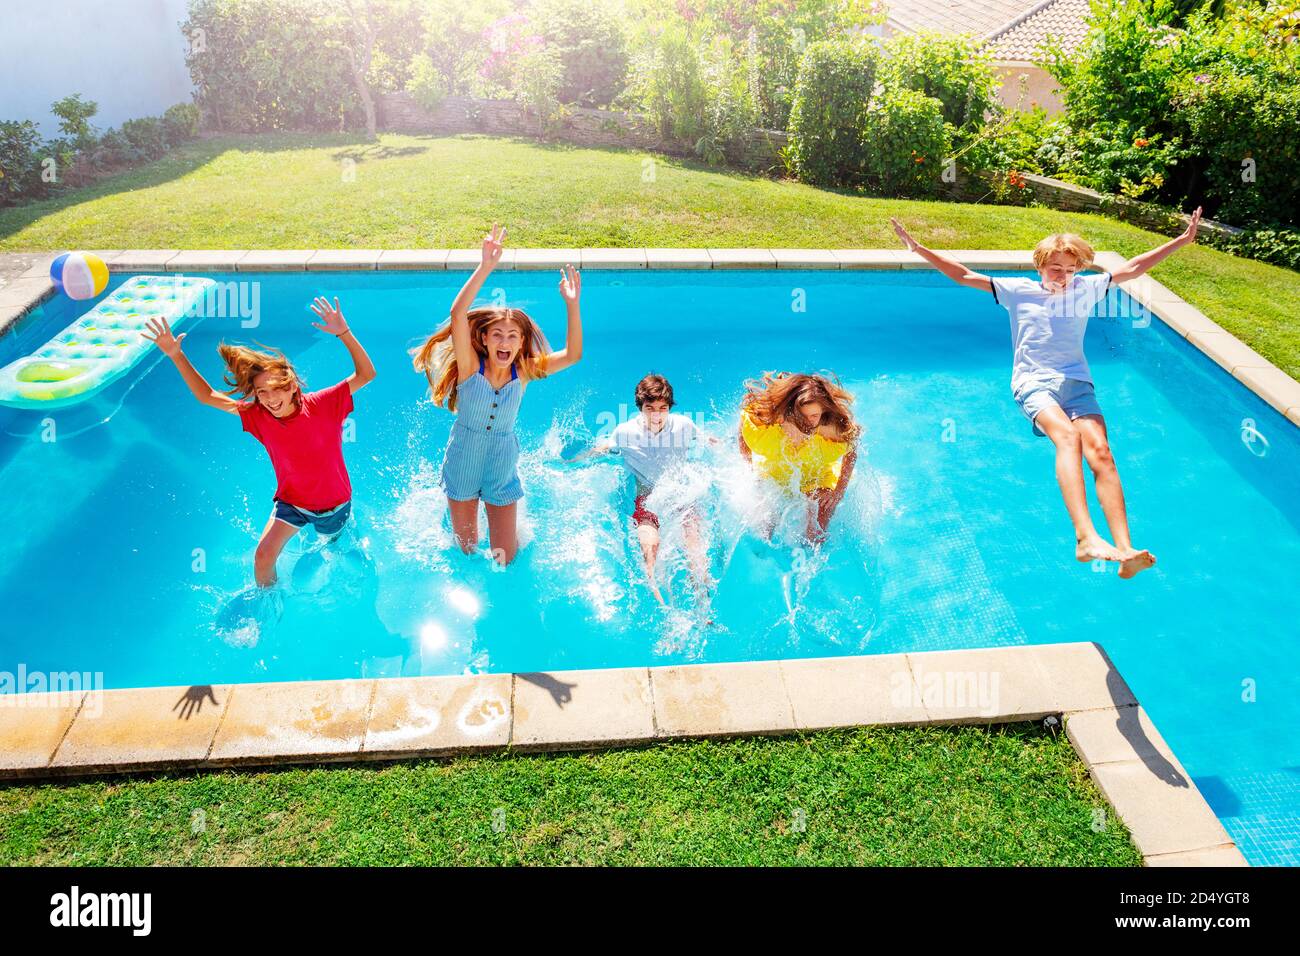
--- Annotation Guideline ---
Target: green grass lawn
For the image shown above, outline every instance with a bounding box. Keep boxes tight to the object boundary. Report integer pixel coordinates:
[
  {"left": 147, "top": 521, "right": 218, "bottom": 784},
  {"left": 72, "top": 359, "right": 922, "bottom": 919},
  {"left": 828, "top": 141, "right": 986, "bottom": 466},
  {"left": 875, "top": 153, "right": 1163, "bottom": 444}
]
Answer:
[
  {"left": 2, "top": 132, "right": 1297, "bottom": 379},
  {"left": 0, "top": 725, "right": 1140, "bottom": 866}
]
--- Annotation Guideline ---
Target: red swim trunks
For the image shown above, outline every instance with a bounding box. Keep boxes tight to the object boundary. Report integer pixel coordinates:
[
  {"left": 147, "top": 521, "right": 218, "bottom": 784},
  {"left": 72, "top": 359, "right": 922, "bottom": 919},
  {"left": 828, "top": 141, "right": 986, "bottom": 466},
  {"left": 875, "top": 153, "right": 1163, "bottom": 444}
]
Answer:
[{"left": 632, "top": 492, "right": 660, "bottom": 529}]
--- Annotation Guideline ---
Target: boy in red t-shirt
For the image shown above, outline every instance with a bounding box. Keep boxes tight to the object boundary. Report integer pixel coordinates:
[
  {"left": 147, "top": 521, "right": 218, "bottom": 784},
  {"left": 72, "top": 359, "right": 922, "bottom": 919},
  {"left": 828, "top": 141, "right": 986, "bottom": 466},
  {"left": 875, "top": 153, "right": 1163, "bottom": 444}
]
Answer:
[{"left": 144, "top": 296, "right": 376, "bottom": 586}]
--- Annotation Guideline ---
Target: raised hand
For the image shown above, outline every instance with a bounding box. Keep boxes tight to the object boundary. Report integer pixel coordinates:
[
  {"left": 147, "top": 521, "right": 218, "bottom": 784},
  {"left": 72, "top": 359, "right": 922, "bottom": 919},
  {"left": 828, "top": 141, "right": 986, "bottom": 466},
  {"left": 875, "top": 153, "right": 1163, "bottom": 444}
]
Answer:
[
  {"left": 482, "top": 222, "right": 507, "bottom": 269},
  {"left": 309, "top": 296, "right": 350, "bottom": 336},
  {"left": 558, "top": 263, "right": 581, "bottom": 306},
  {"left": 141, "top": 316, "right": 186, "bottom": 357},
  {"left": 1180, "top": 206, "right": 1202, "bottom": 245},
  {"left": 890, "top": 216, "right": 918, "bottom": 251}
]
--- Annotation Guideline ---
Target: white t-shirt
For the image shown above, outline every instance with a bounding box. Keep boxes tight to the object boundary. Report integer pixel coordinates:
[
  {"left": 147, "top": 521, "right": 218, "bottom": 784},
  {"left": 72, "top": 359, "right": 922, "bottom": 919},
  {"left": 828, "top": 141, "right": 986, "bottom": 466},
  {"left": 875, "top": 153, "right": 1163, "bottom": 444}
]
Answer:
[
  {"left": 991, "top": 272, "right": 1112, "bottom": 395},
  {"left": 610, "top": 413, "right": 698, "bottom": 490}
]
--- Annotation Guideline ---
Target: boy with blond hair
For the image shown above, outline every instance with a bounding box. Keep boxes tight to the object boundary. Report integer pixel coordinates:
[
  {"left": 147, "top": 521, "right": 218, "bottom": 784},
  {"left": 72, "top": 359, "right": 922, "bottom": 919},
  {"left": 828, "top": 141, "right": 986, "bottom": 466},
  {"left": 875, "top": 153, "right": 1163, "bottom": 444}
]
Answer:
[{"left": 890, "top": 211, "right": 1202, "bottom": 578}]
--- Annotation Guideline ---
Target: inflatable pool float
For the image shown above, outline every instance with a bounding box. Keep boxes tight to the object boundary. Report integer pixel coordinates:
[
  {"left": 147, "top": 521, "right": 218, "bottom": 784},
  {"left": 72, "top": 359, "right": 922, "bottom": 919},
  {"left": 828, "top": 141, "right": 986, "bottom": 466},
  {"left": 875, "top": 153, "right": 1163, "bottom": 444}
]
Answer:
[{"left": 0, "top": 275, "right": 217, "bottom": 410}]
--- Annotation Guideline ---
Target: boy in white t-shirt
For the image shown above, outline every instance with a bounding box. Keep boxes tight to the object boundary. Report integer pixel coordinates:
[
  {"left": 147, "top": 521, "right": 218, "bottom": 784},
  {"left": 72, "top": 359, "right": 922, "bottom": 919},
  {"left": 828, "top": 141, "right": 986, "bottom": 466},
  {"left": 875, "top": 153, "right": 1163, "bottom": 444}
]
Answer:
[
  {"left": 891, "top": 210, "right": 1203, "bottom": 579},
  {"left": 572, "top": 373, "right": 715, "bottom": 604}
]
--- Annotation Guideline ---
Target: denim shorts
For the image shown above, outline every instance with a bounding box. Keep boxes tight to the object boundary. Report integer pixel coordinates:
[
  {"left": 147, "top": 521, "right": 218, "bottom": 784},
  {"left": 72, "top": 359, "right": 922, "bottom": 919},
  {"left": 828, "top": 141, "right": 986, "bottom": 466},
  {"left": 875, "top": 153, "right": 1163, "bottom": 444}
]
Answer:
[
  {"left": 1014, "top": 378, "right": 1103, "bottom": 436},
  {"left": 272, "top": 499, "right": 352, "bottom": 535}
]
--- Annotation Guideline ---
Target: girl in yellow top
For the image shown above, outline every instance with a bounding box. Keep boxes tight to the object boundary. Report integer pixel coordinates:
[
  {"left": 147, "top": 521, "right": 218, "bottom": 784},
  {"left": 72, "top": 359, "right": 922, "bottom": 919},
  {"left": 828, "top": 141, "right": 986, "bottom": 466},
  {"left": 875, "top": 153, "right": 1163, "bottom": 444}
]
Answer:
[{"left": 738, "top": 372, "right": 861, "bottom": 544}]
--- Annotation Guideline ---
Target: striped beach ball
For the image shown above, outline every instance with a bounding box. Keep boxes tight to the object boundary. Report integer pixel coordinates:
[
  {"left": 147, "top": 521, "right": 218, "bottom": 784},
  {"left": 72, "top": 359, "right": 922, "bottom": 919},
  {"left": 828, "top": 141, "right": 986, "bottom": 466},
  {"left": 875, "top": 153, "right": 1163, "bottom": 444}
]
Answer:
[{"left": 49, "top": 252, "right": 110, "bottom": 301}]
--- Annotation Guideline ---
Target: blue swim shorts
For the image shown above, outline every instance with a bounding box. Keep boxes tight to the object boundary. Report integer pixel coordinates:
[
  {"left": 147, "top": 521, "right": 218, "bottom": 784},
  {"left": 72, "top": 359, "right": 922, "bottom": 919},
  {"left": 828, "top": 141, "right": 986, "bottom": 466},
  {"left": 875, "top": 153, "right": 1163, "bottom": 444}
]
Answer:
[
  {"left": 1014, "top": 378, "right": 1103, "bottom": 437},
  {"left": 272, "top": 499, "right": 353, "bottom": 535}
]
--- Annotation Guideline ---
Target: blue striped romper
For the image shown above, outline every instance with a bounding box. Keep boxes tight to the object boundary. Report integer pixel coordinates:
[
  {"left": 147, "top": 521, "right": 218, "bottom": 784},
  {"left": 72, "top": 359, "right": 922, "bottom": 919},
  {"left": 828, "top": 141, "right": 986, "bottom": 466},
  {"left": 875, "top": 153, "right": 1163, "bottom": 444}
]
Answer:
[{"left": 439, "top": 358, "right": 525, "bottom": 506}]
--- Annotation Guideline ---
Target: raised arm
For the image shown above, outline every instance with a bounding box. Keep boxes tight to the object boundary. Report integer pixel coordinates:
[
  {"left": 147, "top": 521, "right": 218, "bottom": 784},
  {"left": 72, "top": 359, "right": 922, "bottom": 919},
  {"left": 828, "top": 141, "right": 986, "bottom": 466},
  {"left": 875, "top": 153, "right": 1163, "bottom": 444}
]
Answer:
[
  {"left": 1110, "top": 207, "right": 1200, "bottom": 284},
  {"left": 450, "top": 224, "right": 507, "bottom": 382},
  {"left": 141, "top": 317, "right": 241, "bottom": 414},
  {"left": 891, "top": 217, "right": 992, "bottom": 293},
  {"left": 542, "top": 264, "right": 583, "bottom": 375},
  {"left": 310, "top": 296, "right": 375, "bottom": 393}
]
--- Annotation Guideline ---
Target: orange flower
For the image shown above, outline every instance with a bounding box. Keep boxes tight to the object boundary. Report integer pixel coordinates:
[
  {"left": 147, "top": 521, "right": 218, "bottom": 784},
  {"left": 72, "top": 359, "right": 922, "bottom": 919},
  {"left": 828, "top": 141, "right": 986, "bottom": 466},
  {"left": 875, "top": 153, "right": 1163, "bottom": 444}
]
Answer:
[{"left": 1134, "top": 138, "right": 1149, "bottom": 148}]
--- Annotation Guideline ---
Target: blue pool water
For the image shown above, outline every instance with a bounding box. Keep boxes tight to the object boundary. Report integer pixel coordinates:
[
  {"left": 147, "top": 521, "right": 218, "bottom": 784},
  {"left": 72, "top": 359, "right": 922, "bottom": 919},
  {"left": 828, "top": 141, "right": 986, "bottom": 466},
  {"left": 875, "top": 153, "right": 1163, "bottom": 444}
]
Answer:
[{"left": 2, "top": 268, "right": 1298, "bottom": 864}]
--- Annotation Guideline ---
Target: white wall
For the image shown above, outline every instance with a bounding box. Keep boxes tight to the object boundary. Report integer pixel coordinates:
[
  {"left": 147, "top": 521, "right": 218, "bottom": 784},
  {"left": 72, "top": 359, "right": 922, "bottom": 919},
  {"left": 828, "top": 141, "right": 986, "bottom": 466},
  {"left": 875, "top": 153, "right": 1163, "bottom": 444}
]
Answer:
[{"left": 0, "top": 0, "right": 194, "bottom": 136}]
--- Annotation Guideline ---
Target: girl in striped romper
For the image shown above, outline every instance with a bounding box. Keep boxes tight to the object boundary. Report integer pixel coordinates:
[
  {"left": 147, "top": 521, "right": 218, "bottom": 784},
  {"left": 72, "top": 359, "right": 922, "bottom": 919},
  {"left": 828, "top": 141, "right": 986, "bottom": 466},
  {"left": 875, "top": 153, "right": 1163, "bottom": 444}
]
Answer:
[{"left": 412, "top": 224, "right": 584, "bottom": 565}]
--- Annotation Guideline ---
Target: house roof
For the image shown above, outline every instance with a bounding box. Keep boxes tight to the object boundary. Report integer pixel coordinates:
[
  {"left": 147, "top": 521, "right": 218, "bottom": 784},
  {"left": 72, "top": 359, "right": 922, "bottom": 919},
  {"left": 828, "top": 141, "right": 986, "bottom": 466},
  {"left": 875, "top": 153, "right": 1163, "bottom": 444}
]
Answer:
[
  {"left": 986, "top": 0, "right": 1093, "bottom": 62},
  {"left": 884, "top": 0, "right": 1093, "bottom": 63}
]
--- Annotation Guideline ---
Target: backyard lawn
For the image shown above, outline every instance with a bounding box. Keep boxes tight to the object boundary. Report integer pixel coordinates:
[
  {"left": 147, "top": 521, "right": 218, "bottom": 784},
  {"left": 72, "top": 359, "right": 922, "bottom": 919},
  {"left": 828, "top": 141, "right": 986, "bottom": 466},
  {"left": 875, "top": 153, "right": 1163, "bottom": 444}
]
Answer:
[
  {"left": 0, "top": 725, "right": 1140, "bottom": 866},
  {"left": 2, "top": 132, "right": 1298, "bottom": 379}
]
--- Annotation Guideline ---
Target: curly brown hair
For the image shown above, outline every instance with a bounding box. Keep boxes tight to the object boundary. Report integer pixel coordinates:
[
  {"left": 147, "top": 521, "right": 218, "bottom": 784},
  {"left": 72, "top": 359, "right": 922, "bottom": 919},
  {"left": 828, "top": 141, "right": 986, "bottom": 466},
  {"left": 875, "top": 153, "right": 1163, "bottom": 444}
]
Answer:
[{"left": 741, "top": 371, "right": 860, "bottom": 443}]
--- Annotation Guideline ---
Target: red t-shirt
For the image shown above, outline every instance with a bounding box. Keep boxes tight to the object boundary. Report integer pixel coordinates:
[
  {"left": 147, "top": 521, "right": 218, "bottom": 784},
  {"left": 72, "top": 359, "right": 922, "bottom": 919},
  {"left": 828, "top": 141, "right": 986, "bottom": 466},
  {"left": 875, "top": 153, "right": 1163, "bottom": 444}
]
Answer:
[{"left": 239, "top": 381, "right": 354, "bottom": 511}]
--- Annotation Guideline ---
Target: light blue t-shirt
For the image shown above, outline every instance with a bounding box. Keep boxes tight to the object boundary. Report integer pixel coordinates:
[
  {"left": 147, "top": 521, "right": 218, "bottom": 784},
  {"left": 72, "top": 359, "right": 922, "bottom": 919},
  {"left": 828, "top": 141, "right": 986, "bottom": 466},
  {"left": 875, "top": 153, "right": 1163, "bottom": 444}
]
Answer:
[
  {"left": 991, "top": 272, "right": 1112, "bottom": 395},
  {"left": 610, "top": 413, "right": 698, "bottom": 490}
]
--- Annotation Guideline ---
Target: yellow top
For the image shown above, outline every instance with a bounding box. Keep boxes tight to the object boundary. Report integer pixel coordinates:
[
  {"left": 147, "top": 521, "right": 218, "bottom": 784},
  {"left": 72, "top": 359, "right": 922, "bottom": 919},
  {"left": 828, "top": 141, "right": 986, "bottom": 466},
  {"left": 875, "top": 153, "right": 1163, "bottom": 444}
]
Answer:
[{"left": 741, "top": 409, "right": 850, "bottom": 494}]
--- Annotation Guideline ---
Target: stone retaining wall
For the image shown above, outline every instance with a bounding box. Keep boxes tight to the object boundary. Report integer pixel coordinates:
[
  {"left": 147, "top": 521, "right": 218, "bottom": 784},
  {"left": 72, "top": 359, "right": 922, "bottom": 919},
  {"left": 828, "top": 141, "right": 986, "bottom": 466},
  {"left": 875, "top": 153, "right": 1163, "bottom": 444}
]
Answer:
[{"left": 377, "top": 91, "right": 787, "bottom": 173}]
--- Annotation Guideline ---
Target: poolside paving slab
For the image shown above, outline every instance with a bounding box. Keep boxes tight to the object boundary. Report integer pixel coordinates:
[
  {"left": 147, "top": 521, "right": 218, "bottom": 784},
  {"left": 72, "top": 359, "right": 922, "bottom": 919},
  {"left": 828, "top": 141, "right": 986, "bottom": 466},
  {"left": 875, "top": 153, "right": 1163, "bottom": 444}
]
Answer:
[
  {"left": 1187, "top": 329, "right": 1273, "bottom": 376},
  {"left": 512, "top": 668, "right": 655, "bottom": 750},
  {"left": 208, "top": 679, "right": 374, "bottom": 765},
  {"left": 1065, "top": 705, "right": 1181, "bottom": 767},
  {"left": 1032, "top": 641, "right": 1138, "bottom": 713},
  {"left": 832, "top": 250, "right": 905, "bottom": 269},
  {"left": 904, "top": 645, "right": 1058, "bottom": 723},
  {"left": 1234, "top": 364, "right": 1300, "bottom": 419},
  {"left": 1144, "top": 299, "right": 1225, "bottom": 338},
  {"left": 0, "top": 276, "right": 55, "bottom": 311},
  {"left": 780, "top": 655, "right": 926, "bottom": 730},
  {"left": 1087, "top": 758, "right": 1235, "bottom": 859},
  {"left": 511, "top": 248, "right": 582, "bottom": 270},
  {"left": 307, "top": 249, "right": 381, "bottom": 271},
  {"left": 0, "top": 693, "right": 85, "bottom": 775},
  {"left": 107, "top": 250, "right": 181, "bottom": 271},
  {"left": 236, "top": 250, "right": 314, "bottom": 271},
  {"left": 707, "top": 248, "right": 777, "bottom": 269},
  {"left": 166, "top": 250, "right": 248, "bottom": 272},
  {"left": 651, "top": 660, "right": 793, "bottom": 738},
  {"left": 363, "top": 674, "right": 511, "bottom": 757},
  {"left": 771, "top": 249, "right": 840, "bottom": 270},
  {"left": 1145, "top": 845, "right": 1249, "bottom": 867},
  {"left": 645, "top": 248, "right": 712, "bottom": 269},
  {"left": 51, "top": 685, "right": 231, "bottom": 774},
  {"left": 580, "top": 248, "right": 647, "bottom": 269},
  {"left": 376, "top": 249, "right": 449, "bottom": 270}
]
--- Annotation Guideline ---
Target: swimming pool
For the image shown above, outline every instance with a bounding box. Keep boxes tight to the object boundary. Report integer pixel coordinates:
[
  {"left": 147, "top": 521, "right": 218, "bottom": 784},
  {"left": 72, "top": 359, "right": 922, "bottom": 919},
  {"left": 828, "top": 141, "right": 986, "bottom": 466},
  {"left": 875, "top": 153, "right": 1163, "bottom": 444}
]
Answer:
[{"left": 2, "top": 266, "right": 1298, "bottom": 864}]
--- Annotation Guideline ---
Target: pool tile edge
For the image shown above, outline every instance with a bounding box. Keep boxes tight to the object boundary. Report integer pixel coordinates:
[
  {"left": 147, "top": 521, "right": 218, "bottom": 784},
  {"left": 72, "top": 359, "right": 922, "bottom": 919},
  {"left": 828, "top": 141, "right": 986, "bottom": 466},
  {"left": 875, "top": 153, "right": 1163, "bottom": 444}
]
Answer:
[{"left": 0, "top": 644, "right": 1245, "bottom": 865}]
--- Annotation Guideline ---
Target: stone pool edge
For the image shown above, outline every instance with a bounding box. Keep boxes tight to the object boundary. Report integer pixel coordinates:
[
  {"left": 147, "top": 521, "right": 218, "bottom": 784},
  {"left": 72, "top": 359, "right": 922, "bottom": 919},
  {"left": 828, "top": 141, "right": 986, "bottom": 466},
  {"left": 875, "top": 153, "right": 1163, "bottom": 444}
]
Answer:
[
  {"left": 3, "top": 248, "right": 1298, "bottom": 429},
  {"left": 0, "top": 641, "right": 1246, "bottom": 867}
]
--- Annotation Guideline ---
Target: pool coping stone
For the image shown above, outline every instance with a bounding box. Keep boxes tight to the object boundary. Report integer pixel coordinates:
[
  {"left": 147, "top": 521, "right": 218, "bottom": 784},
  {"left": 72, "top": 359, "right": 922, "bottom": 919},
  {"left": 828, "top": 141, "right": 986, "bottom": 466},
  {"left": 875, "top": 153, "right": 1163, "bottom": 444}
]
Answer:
[{"left": 0, "top": 641, "right": 1245, "bottom": 867}]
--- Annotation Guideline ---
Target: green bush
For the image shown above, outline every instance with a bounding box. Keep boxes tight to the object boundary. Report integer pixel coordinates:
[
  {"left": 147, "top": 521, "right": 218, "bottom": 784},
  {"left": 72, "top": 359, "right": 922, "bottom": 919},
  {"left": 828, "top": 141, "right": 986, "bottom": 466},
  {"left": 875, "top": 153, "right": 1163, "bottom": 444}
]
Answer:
[
  {"left": 409, "top": 1, "right": 508, "bottom": 100},
  {"left": 785, "top": 38, "right": 880, "bottom": 188},
  {"left": 1206, "top": 225, "right": 1300, "bottom": 271},
  {"left": 50, "top": 93, "right": 99, "bottom": 149},
  {"left": 1173, "top": 68, "right": 1300, "bottom": 225},
  {"left": 120, "top": 117, "right": 169, "bottom": 161},
  {"left": 628, "top": 23, "right": 710, "bottom": 144},
  {"left": 861, "top": 87, "right": 951, "bottom": 198},
  {"left": 162, "top": 103, "right": 201, "bottom": 145},
  {"left": 183, "top": 0, "right": 363, "bottom": 131},
  {"left": 535, "top": 0, "right": 628, "bottom": 106},
  {"left": 1047, "top": 0, "right": 1300, "bottom": 226},
  {"left": 879, "top": 32, "right": 998, "bottom": 142},
  {"left": 0, "top": 120, "right": 45, "bottom": 205}
]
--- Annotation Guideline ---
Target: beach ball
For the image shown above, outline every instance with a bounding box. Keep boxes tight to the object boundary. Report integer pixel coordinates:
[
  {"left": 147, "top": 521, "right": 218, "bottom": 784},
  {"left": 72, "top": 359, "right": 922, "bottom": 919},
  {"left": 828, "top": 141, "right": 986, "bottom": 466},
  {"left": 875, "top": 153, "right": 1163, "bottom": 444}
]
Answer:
[{"left": 50, "top": 252, "right": 110, "bottom": 301}]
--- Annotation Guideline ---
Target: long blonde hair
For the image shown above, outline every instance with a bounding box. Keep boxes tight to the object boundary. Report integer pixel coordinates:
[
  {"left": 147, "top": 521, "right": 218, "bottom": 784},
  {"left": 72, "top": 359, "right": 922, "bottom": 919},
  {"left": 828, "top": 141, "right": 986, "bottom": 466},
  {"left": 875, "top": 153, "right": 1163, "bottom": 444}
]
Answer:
[
  {"left": 411, "top": 307, "right": 551, "bottom": 411},
  {"left": 742, "top": 371, "right": 861, "bottom": 443},
  {"left": 217, "top": 343, "right": 301, "bottom": 399}
]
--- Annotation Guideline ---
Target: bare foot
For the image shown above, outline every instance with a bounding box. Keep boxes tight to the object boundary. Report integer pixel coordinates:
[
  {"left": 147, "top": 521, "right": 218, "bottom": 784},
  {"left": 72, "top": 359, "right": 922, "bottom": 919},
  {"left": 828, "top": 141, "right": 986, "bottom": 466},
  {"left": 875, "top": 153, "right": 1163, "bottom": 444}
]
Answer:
[
  {"left": 1117, "top": 548, "right": 1156, "bottom": 579},
  {"left": 1076, "top": 535, "right": 1120, "bottom": 564}
]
